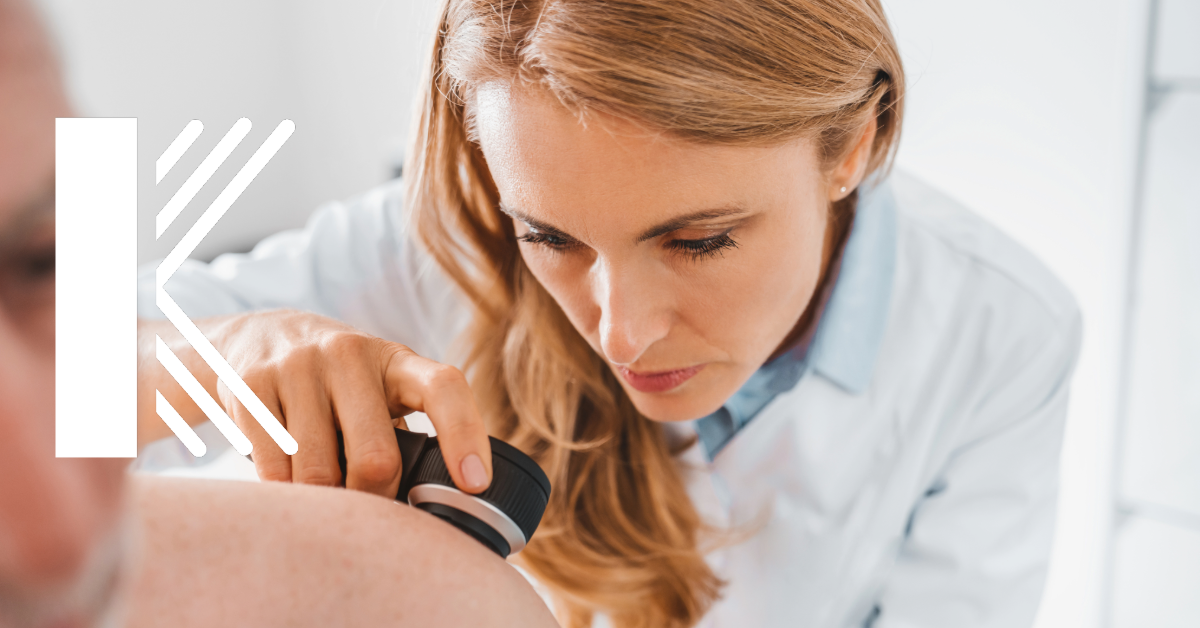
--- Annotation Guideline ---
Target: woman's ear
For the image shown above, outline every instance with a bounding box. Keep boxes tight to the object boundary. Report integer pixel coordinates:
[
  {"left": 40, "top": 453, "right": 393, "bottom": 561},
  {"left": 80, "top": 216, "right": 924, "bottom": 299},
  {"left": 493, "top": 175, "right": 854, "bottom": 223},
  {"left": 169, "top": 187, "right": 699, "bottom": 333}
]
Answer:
[{"left": 828, "top": 114, "right": 878, "bottom": 202}]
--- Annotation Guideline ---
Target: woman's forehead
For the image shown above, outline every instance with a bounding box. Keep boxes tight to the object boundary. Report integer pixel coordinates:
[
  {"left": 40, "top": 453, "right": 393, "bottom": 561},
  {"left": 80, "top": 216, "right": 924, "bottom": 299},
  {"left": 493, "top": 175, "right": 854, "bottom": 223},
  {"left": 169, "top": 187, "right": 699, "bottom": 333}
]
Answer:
[{"left": 473, "top": 82, "right": 819, "bottom": 226}]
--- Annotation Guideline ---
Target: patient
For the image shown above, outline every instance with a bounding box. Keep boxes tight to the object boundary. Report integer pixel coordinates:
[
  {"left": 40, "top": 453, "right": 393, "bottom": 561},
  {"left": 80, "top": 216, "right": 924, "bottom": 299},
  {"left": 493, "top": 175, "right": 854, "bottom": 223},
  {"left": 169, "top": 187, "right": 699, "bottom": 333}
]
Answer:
[{"left": 0, "top": 1, "right": 557, "bottom": 626}]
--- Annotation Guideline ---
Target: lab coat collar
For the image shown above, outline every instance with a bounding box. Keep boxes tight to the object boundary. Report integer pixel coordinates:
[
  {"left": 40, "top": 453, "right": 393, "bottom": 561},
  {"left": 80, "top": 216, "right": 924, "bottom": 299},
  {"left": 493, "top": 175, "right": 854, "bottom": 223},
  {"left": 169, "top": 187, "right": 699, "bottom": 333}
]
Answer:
[{"left": 804, "top": 176, "right": 898, "bottom": 394}]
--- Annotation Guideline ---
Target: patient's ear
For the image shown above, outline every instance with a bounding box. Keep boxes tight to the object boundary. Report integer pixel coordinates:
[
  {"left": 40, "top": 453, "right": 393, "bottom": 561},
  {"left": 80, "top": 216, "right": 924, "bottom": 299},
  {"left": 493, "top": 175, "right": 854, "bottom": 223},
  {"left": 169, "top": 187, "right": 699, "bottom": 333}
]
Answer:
[{"left": 828, "top": 114, "right": 878, "bottom": 202}]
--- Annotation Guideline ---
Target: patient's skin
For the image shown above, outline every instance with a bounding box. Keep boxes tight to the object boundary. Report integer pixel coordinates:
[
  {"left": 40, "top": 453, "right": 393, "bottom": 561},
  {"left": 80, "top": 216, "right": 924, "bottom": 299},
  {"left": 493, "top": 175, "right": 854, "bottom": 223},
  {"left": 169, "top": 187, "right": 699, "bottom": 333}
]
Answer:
[{"left": 128, "top": 477, "right": 558, "bottom": 628}]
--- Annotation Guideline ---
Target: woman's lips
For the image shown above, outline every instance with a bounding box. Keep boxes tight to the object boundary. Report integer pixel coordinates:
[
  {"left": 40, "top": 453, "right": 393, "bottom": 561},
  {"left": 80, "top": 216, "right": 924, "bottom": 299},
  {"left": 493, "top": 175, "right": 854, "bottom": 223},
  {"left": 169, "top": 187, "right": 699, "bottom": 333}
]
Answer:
[{"left": 617, "top": 364, "right": 705, "bottom": 393}]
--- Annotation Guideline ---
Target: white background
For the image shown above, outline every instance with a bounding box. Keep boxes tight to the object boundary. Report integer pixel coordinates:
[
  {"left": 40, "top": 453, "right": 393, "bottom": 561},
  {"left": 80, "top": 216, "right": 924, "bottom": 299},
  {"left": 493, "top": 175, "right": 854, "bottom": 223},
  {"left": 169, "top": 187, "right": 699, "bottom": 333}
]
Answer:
[{"left": 36, "top": 0, "right": 1198, "bottom": 626}]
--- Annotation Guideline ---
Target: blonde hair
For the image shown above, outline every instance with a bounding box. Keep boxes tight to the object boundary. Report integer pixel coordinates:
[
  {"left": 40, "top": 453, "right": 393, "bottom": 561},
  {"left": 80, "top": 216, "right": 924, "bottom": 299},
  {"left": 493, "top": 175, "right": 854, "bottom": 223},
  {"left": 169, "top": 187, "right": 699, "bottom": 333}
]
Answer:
[{"left": 406, "top": 1, "right": 904, "bottom": 626}]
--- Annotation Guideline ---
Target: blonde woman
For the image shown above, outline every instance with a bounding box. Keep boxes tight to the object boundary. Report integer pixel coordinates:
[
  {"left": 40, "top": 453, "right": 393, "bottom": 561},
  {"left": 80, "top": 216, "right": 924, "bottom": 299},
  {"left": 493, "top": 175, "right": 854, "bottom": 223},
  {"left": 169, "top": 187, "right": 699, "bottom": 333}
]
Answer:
[{"left": 137, "top": 1, "right": 1082, "bottom": 626}]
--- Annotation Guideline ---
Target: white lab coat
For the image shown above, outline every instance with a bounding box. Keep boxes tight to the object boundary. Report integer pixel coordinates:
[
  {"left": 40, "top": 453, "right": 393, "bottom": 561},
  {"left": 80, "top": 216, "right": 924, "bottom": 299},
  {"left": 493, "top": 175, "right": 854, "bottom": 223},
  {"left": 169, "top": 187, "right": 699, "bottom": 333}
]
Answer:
[{"left": 137, "top": 171, "right": 1081, "bottom": 628}]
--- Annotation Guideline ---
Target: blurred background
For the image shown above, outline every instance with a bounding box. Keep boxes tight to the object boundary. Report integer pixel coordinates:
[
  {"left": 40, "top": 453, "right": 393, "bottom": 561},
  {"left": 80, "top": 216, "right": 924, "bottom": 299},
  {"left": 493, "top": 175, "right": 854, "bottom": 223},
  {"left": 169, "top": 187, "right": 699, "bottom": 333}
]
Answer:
[{"left": 34, "top": 0, "right": 1198, "bottom": 626}]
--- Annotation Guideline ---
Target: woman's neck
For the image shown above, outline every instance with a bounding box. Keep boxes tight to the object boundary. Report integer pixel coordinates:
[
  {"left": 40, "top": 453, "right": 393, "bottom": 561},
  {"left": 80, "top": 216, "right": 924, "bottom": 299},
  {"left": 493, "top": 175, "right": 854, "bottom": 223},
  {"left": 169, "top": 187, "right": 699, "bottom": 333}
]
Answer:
[{"left": 764, "top": 197, "right": 855, "bottom": 364}]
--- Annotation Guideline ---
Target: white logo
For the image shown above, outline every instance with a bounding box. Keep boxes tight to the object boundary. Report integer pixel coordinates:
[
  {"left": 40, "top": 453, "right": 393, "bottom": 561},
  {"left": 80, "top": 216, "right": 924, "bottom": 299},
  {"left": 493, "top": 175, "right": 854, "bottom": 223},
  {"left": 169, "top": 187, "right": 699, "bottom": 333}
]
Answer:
[{"left": 153, "top": 119, "right": 298, "bottom": 458}]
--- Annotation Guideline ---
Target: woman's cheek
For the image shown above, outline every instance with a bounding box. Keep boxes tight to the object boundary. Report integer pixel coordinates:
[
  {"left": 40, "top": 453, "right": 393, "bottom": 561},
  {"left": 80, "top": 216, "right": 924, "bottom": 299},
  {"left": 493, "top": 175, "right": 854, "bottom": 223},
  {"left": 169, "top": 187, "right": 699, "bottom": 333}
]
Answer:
[
  {"left": 519, "top": 246, "right": 564, "bottom": 287},
  {"left": 521, "top": 247, "right": 584, "bottom": 308},
  {"left": 716, "top": 235, "right": 816, "bottom": 347},
  {"left": 523, "top": 249, "right": 604, "bottom": 344}
]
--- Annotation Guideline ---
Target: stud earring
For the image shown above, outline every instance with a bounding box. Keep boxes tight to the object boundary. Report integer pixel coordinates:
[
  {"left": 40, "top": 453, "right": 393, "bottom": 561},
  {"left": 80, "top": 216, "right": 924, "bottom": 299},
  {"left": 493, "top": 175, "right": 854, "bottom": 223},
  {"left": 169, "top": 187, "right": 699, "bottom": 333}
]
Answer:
[{"left": 840, "top": 186, "right": 848, "bottom": 194}]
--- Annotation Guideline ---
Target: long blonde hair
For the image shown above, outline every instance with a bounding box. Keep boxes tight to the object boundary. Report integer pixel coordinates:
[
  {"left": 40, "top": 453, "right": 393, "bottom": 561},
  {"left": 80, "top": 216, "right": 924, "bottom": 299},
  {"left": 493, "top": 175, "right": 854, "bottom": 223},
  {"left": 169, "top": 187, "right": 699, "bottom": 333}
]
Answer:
[{"left": 406, "top": 1, "right": 904, "bottom": 626}]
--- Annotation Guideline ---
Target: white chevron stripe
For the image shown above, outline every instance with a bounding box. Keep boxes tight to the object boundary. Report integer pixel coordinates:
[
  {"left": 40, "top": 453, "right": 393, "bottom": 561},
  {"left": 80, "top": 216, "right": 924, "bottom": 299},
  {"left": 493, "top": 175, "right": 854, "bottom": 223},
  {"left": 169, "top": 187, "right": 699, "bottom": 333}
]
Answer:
[
  {"left": 156, "top": 118, "right": 251, "bottom": 239},
  {"left": 155, "top": 290, "right": 296, "bottom": 454},
  {"left": 156, "top": 119, "right": 298, "bottom": 456},
  {"left": 155, "top": 390, "right": 207, "bottom": 457},
  {"left": 156, "top": 119, "right": 203, "bottom": 185},
  {"left": 155, "top": 335, "right": 252, "bottom": 455}
]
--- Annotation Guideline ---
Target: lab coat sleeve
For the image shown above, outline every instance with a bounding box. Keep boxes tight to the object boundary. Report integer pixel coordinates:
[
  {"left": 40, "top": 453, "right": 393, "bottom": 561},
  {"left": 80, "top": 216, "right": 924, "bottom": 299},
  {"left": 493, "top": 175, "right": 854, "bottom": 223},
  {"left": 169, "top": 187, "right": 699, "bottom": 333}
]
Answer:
[
  {"left": 869, "top": 305, "right": 1083, "bottom": 628},
  {"left": 136, "top": 180, "right": 470, "bottom": 364}
]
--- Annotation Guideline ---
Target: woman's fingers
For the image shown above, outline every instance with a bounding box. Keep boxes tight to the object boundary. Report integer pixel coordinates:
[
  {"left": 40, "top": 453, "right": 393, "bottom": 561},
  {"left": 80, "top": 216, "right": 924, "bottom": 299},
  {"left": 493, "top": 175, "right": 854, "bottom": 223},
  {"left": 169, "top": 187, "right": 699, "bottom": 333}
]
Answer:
[
  {"left": 219, "top": 379, "right": 291, "bottom": 483},
  {"left": 330, "top": 341, "right": 404, "bottom": 498},
  {"left": 383, "top": 348, "right": 492, "bottom": 494},
  {"left": 278, "top": 374, "right": 340, "bottom": 487},
  {"left": 210, "top": 313, "right": 482, "bottom": 499}
]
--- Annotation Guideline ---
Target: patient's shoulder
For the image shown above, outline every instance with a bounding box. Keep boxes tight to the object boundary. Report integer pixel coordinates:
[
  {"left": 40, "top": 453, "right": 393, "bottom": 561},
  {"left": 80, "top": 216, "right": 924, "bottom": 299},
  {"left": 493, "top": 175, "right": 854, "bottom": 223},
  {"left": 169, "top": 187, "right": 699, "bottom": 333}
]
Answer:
[{"left": 128, "top": 476, "right": 558, "bottom": 627}]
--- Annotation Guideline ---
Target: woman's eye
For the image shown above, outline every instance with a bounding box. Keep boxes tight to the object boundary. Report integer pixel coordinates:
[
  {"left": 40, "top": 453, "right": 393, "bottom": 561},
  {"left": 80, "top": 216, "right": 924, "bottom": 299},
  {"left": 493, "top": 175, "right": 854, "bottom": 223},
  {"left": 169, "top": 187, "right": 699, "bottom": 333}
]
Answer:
[
  {"left": 668, "top": 232, "right": 739, "bottom": 260},
  {"left": 517, "top": 230, "right": 575, "bottom": 250}
]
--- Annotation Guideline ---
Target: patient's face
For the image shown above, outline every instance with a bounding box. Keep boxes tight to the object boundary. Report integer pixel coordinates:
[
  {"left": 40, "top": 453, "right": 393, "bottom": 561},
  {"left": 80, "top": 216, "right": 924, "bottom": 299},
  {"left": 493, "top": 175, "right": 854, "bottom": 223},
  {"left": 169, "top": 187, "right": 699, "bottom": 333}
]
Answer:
[
  {"left": 0, "top": 2, "right": 129, "bottom": 625},
  {"left": 474, "top": 82, "right": 830, "bottom": 423}
]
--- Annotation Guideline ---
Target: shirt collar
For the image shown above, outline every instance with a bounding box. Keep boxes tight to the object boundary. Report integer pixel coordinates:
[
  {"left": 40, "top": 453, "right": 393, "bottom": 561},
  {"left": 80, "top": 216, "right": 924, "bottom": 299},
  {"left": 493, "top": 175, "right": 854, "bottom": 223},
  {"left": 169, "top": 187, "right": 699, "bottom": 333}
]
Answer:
[{"left": 802, "top": 177, "right": 898, "bottom": 394}]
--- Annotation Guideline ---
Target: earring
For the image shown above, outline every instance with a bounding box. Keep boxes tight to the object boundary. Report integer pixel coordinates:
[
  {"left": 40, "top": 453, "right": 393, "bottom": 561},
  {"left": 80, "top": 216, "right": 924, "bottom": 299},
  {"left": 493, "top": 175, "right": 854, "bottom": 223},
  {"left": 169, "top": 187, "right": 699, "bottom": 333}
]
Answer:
[{"left": 840, "top": 186, "right": 848, "bottom": 194}]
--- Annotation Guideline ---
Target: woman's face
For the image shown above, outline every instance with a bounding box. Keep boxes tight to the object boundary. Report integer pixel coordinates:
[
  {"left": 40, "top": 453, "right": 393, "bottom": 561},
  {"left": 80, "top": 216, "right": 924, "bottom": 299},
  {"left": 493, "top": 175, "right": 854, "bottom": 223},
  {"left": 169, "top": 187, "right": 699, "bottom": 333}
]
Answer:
[{"left": 474, "top": 82, "right": 847, "bottom": 422}]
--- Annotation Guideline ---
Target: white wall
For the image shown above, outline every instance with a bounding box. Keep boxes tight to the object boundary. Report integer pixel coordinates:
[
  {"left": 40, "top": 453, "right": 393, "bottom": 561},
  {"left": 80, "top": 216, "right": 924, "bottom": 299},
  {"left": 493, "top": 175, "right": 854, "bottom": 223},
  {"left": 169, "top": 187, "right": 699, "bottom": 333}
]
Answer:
[
  {"left": 883, "top": 2, "right": 1149, "bottom": 627},
  {"left": 1111, "top": 1, "right": 1200, "bottom": 625},
  {"left": 38, "top": 0, "right": 440, "bottom": 263},
  {"left": 39, "top": 1, "right": 1158, "bottom": 625}
]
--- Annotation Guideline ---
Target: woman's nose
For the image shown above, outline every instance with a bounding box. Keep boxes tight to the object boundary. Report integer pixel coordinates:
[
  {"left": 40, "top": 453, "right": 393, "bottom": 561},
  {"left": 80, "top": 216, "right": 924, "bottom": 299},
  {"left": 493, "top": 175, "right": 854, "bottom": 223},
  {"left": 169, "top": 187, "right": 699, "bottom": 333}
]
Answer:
[{"left": 593, "top": 260, "right": 671, "bottom": 366}]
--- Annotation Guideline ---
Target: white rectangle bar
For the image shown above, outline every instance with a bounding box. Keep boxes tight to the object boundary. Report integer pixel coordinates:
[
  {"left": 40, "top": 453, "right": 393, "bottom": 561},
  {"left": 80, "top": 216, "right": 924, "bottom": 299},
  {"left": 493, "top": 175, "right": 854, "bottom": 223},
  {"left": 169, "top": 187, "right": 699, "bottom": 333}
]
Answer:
[{"left": 56, "top": 118, "right": 137, "bottom": 457}]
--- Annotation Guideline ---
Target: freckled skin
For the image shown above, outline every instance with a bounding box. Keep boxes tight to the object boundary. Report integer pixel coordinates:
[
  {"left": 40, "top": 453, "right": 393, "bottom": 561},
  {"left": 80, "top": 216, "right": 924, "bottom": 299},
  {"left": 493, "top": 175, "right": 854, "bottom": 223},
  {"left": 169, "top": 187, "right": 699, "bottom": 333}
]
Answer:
[
  {"left": 474, "top": 82, "right": 873, "bottom": 422},
  {"left": 127, "top": 477, "right": 559, "bottom": 628}
]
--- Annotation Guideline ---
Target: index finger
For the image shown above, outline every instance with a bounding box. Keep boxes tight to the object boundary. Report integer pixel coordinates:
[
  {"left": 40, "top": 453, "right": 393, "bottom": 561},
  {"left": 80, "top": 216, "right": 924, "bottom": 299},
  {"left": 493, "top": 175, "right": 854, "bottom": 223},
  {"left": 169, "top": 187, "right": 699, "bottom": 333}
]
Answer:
[{"left": 384, "top": 350, "right": 492, "bottom": 494}]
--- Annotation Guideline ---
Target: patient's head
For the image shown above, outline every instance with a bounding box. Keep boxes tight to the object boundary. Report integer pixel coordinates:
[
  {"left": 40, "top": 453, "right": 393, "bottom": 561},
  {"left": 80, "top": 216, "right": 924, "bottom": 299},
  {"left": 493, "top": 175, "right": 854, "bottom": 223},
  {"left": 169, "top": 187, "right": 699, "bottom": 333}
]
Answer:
[{"left": 0, "top": 1, "right": 129, "bottom": 626}]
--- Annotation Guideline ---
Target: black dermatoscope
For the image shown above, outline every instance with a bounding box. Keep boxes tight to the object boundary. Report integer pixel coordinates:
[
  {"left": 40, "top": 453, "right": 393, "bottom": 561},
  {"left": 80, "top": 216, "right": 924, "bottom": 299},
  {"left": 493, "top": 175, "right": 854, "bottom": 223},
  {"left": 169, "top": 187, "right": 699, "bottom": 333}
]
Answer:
[{"left": 338, "top": 428, "right": 551, "bottom": 558}]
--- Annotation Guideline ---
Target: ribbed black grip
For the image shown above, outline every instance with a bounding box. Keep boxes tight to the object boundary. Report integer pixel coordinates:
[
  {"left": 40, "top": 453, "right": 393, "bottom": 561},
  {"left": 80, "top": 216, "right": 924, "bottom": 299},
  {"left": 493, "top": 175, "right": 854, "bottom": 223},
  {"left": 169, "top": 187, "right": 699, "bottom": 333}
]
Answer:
[{"left": 409, "top": 436, "right": 551, "bottom": 542}]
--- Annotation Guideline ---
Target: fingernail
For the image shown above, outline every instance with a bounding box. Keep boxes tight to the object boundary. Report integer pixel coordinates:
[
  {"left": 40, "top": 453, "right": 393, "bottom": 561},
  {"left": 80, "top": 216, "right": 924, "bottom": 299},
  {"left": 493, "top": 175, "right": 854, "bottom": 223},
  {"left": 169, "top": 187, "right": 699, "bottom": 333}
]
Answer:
[{"left": 460, "top": 453, "right": 488, "bottom": 491}]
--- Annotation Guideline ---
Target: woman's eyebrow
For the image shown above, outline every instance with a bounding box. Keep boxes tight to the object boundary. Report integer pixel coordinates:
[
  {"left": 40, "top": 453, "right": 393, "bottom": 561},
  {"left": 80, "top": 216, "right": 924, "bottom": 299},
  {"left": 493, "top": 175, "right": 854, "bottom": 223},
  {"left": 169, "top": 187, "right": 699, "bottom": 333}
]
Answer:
[
  {"left": 497, "top": 202, "right": 749, "bottom": 243},
  {"left": 497, "top": 202, "right": 573, "bottom": 239},
  {"left": 635, "top": 207, "right": 749, "bottom": 243}
]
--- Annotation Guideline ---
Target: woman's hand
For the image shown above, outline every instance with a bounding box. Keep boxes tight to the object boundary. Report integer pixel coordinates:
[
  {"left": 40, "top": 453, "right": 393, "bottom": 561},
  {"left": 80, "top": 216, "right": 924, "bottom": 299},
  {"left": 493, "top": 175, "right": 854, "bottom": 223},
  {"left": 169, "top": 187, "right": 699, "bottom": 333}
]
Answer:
[{"left": 137, "top": 310, "right": 492, "bottom": 498}]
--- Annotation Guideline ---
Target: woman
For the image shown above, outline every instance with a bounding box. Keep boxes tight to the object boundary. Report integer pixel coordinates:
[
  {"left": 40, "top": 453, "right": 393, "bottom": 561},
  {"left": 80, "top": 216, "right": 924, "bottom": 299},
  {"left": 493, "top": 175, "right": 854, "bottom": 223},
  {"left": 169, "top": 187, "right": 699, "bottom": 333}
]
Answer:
[{"left": 137, "top": 0, "right": 1082, "bottom": 626}]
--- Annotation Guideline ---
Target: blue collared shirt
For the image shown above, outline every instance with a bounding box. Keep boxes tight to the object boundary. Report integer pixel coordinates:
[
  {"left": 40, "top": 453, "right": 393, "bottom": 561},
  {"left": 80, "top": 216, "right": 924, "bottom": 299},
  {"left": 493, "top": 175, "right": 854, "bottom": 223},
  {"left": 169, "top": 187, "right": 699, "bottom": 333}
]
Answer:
[{"left": 693, "top": 179, "right": 898, "bottom": 459}]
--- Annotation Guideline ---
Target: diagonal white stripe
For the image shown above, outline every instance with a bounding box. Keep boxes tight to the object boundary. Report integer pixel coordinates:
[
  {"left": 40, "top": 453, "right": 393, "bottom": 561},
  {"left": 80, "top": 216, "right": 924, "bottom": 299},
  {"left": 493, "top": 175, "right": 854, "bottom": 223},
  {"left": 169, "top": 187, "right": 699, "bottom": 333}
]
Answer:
[
  {"left": 158, "top": 120, "right": 294, "bottom": 280},
  {"left": 155, "top": 118, "right": 252, "bottom": 239},
  {"left": 155, "top": 335, "right": 253, "bottom": 455},
  {"left": 156, "top": 290, "right": 297, "bottom": 454},
  {"left": 156, "top": 291, "right": 295, "bottom": 454},
  {"left": 155, "top": 390, "right": 208, "bottom": 457},
  {"left": 156, "top": 119, "right": 204, "bottom": 185},
  {"left": 155, "top": 119, "right": 298, "bottom": 456}
]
